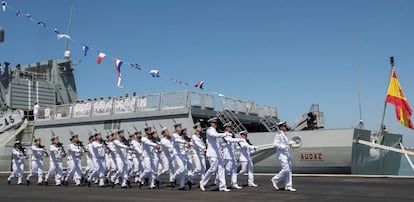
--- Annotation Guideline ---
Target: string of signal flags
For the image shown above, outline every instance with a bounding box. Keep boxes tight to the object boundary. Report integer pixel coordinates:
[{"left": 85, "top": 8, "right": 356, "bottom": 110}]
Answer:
[{"left": 1, "top": 1, "right": 206, "bottom": 91}]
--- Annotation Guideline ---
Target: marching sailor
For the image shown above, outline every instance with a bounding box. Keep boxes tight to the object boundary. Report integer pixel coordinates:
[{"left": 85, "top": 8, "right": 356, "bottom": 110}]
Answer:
[
  {"left": 7, "top": 140, "right": 26, "bottom": 185},
  {"left": 171, "top": 123, "right": 191, "bottom": 190},
  {"left": 237, "top": 130, "right": 258, "bottom": 187},
  {"left": 130, "top": 131, "right": 143, "bottom": 184},
  {"left": 271, "top": 121, "right": 296, "bottom": 192},
  {"left": 157, "top": 127, "right": 174, "bottom": 187},
  {"left": 26, "top": 137, "right": 48, "bottom": 185},
  {"left": 222, "top": 122, "right": 244, "bottom": 189},
  {"left": 139, "top": 127, "right": 160, "bottom": 189},
  {"left": 64, "top": 133, "right": 84, "bottom": 186},
  {"left": 112, "top": 129, "right": 130, "bottom": 188},
  {"left": 45, "top": 135, "right": 66, "bottom": 186},
  {"left": 88, "top": 131, "right": 107, "bottom": 187},
  {"left": 191, "top": 122, "right": 206, "bottom": 181},
  {"left": 200, "top": 117, "right": 230, "bottom": 192}
]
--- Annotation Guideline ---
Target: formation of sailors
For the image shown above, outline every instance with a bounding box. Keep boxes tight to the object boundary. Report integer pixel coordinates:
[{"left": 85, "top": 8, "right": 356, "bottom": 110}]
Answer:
[{"left": 7, "top": 117, "right": 265, "bottom": 192}]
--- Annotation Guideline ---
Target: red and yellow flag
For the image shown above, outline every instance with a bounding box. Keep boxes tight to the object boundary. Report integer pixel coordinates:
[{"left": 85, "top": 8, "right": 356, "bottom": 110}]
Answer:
[{"left": 385, "top": 69, "right": 414, "bottom": 129}]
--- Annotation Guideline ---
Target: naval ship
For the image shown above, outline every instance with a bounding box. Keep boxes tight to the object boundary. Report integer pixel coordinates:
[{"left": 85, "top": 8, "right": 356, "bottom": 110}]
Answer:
[{"left": 0, "top": 58, "right": 404, "bottom": 175}]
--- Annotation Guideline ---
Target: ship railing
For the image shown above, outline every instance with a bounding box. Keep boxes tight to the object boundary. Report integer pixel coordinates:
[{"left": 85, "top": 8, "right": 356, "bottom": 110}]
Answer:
[
  {"left": 35, "top": 91, "right": 218, "bottom": 121},
  {"left": 258, "top": 105, "right": 278, "bottom": 118},
  {"left": 218, "top": 96, "right": 259, "bottom": 115}
]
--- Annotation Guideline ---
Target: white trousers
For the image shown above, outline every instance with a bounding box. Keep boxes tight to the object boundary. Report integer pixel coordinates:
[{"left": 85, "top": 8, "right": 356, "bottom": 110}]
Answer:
[
  {"left": 272, "top": 149, "right": 292, "bottom": 188},
  {"left": 157, "top": 155, "right": 173, "bottom": 182},
  {"left": 140, "top": 155, "right": 155, "bottom": 188},
  {"left": 45, "top": 160, "right": 63, "bottom": 185},
  {"left": 193, "top": 153, "right": 206, "bottom": 180},
  {"left": 27, "top": 159, "right": 44, "bottom": 183},
  {"left": 172, "top": 154, "right": 187, "bottom": 188},
  {"left": 238, "top": 160, "right": 254, "bottom": 185},
  {"left": 113, "top": 157, "right": 128, "bottom": 186},
  {"left": 89, "top": 158, "right": 106, "bottom": 185},
  {"left": 201, "top": 157, "right": 226, "bottom": 189},
  {"left": 224, "top": 158, "right": 238, "bottom": 186},
  {"left": 65, "top": 158, "right": 82, "bottom": 185},
  {"left": 8, "top": 160, "right": 24, "bottom": 184}
]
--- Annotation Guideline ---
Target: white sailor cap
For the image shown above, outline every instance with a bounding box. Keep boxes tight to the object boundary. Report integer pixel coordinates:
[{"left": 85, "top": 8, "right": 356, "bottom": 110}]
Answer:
[
  {"left": 117, "top": 129, "right": 124, "bottom": 133},
  {"left": 239, "top": 130, "right": 248, "bottom": 135},
  {"left": 162, "top": 127, "right": 168, "bottom": 132},
  {"left": 34, "top": 137, "right": 41, "bottom": 141},
  {"left": 223, "top": 122, "right": 232, "bottom": 127},
  {"left": 14, "top": 140, "right": 21, "bottom": 144},
  {"left": 207, "top": 117, "right": 218, "bottom": 123},
  {"left": 144, "top": 126, "right": 152, "bottom": 131},
  {"left": 277, "top": 121, "right": 287, "bottom": 126},
  {"left": 193, "top": 122, "right": 201, "bottom": 129},
  {"left": 173, "top": 123, "right": 182, "bottom": 128}
]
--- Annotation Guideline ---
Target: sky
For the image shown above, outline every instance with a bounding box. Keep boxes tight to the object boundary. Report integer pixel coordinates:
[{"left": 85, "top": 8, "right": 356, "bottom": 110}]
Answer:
[{"left": 1, "top": 0, "right": 414, "bottom": 145}]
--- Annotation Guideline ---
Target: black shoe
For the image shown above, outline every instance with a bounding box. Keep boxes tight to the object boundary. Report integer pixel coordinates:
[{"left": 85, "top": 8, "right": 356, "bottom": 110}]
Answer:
[
  {"left": 7, "top": 180, "right": 10, "bottom": 185},
  {"left": 111, "top": 182, "right": 115, "bottom": 188},
  {"left": 168, "top": 182, "right": 175, "bottom": 188},
  {"left": 121, "top": 186, "right": 129, "bottom": 189},
  {"left": 87, "top": 181, "right": 91, "bottom": 187},
  {"left": 26, "top": 180, "right": 30, "bottom": 186},
  {"left": 56, "top": 184, "right": 61, "bottom": 186},
  {"left": 18, "top": 183, "right": 22, "bottom": 185},
  {"left": 44, "top": 181, "right": 48, "bottom": 186},
  {"left": 38, "top": 182, "right": 43, "bottom": 186},
  {"left": 156, "top": 180, "right": 160, "bottom": 188},
  {"left": 187, "top": 181, "right": 193, "bottom": 190},
  {"left": 178, "top": 187, "right": 187, "bottom": 191},
  {"left": 148, "top": 187, "right": 155, "bottom": 189},
  {"left": 127, "top": 180, "right": 131, "bottom": 188}
]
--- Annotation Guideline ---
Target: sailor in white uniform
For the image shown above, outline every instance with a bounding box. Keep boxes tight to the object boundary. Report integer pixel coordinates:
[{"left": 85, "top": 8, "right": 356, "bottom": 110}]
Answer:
[
  {"left": 64, "top": 133, "right": 84, "bottom": 186},
  {"left": 139, "top": 127, "right": 160, "bottom": 189},
  {"left": 200, "top": 117, "right": 230, "bottom": 192},
  {"left": 112, "top": 130, "right": 130, "bottom": 188},
  {"left": 130, "top": 131, "right": 143, "bottom": 184},
  {"left": 45, "top": 136, "right": 66, "bottom": 186},
  {"left": 88, "top": 131, "right": 107, "bottom": 187},
  {"left": 191, "top": 122, "right": 206, "bottom": 181},
  {"left": 237, "top": 130, "right": 258, "bottom": 187},
  {"left": 171, "top": 123, "right": 191, "bottom": 190},
  {"left": 222, "top": 122, "right": 244, "bottom": 189},
  {"left": 7, "top": 141, "right": 26, "bottom": 185},
  {"left": 157, "top": 128, "right": 174, "bottom": 186},
  {"left": 271, "top": 121, "right": 296, "bottom": 192},
  {"left": 26, "top": 137, "right": 48, "bottom": 185}
]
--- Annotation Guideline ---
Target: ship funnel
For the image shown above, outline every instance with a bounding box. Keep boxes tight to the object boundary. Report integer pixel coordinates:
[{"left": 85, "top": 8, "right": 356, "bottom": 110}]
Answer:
[{"left": 64, "top": 50, "right": 71, "bottom": 59}]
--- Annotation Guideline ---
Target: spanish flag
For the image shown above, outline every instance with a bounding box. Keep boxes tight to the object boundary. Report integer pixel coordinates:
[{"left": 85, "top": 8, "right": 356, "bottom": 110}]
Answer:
[{"left": 385, "top": 69, "right": 414, "bottom": 129}]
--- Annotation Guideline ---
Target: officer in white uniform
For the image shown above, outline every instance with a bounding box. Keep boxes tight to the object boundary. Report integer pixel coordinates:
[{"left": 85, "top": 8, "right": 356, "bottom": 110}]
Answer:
[
  {"left": 191, "top": 122, "right": 206, "bottom": 181},
  {"left": 7, "top": 141, "right": 26, "bottom": 185},
  {"left": 171, "top": 123, "right": 191, "bottom": 190},
  {"left": 26, "top": 137, "right": 48, "bottom": 185},
  {"left": 271, "top": 121, "right": 296, "bottom": 192},
  {"left": 200, "top": 117, "right": 230, "bottom": 192},
  {"left": 237, "top": 130, "right": 258, "bottom": 187},
  {"left": 130, "top": 131, "right": 143, "bottom": 184},
  {"left": 158, "top": 128, "right": 174, "bottom": 186},
  {"left": 64, "top": 133, "right": 84, "bottom": 186},
  {"left": 222, "top": 122, "right": 244, "bottom": 189},
  {"left": 45, "top": 136, "right": 66, "bottom": 186}
]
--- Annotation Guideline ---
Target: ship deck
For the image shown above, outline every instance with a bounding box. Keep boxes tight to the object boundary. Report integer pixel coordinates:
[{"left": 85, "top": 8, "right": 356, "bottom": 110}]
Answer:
[{"left": 0, "top": 174, "right": 413, "bottom": 201}]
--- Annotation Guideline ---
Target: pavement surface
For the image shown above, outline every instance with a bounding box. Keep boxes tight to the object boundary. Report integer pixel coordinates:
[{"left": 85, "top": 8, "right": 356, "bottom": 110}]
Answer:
[{"left": 0, "top": 174, "right": 413, "bottom": 202}]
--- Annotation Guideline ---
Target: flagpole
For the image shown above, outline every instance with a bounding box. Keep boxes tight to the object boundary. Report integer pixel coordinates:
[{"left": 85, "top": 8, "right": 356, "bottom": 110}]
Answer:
[{"left": 378, "top": 56, "right": 395, "bottom": 136}]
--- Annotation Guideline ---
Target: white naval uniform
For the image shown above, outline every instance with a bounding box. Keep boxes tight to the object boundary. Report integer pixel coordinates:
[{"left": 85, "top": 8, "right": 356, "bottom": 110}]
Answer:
[
  {"left": 272, "top": 131, "right": 293, "bottom": 189},
  {"left": 191, "top": 133, "right": 206, "bottom": 180},
  {"left": 8, "top": 148, "right": 25, "bottom": 184},
  {"left": 112, "top": 139, "right": 129, "bottom": 187},
  {"left": 139, "top": 136, "right": 158, "bottom": 188},
  {"left": 223, "top": 132, "right": 242, "bottom": 187},
  {"left": 171, "top": 132, "right": 188, "bottom": 188},
  {"left": 106, "top": 142, "right": 117, "bottom": 183},
  {"left": 89, "top": 141, "right": 106, "bottom": 186},
  {"left": 64, "top": 143, "right": 83, "bottom": 185},
  {"left": 85, "top": 143, "right": 94, "bottom": 180},
  {"left": 200, "top": 127, "right": 227, "bottom": 190},
  {"left": 45, "top": 144, "right": 64, "bottom": 185},
  {"left": 158, "top": 137, "right": 174, "bottom": 182},
  {"left": 130, "top": 139, "right": 143, "bottom": 182},
  {"left": 27, "top": 145, "right": 47, "bottom": 184},
  {"left": 238, "top": 139, "right": 257, "bottom": 186}
]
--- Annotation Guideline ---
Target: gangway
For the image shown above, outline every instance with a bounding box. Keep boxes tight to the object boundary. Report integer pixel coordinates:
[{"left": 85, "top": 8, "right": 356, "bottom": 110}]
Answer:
[{"left": 217, "top": 109, "right": 247, "bottom": 134}]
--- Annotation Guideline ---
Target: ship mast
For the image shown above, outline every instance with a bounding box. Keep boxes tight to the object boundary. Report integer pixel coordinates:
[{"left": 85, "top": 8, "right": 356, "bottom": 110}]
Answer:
[
  {"left": 378, "top": 56, "right": 395, "bottom": 136},
  {"left": 64, "top": 0, "right": 74, "bottom": 59},
  {"left": 354, "top": 42, "right": 364, "bottom": 128}
]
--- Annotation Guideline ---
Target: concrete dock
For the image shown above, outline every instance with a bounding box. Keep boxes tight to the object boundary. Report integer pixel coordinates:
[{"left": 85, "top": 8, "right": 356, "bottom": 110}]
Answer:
[{"left": 0, "top": 174, "right": 413, "bottom": 202}]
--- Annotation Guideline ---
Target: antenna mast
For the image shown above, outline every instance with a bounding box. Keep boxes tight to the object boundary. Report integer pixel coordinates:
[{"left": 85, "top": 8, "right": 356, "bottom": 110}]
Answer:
[
  {"left": 354, "top": 43, "right": 364, "bottom": 128},
  {"left": 64, "top": 0, "right": 74, "bottom": 59}
]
